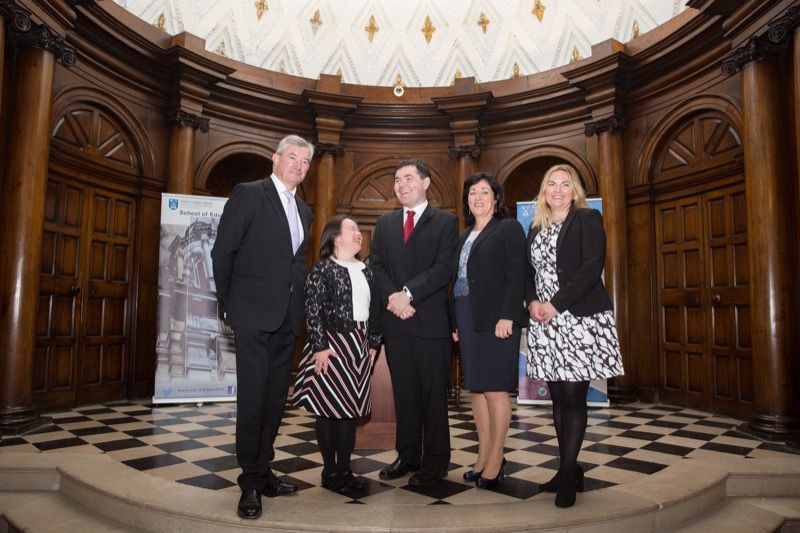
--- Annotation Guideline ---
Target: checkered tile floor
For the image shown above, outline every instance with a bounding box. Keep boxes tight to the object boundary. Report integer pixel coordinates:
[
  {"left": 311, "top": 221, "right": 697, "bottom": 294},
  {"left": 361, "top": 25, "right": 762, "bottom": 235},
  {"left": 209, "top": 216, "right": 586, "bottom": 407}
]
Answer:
[{"left": 1, "top": 397, "right": 797, "bottom": 505}]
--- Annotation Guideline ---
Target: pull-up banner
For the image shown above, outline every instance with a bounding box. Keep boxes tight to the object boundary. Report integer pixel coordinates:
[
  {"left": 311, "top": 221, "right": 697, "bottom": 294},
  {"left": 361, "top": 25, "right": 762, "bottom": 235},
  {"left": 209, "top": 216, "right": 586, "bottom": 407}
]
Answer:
[
  {"left": 516, "top": 199, "right": 610, "bottom": 407},
  {"left": 153, "top": 193, "right": 237, "bottom": 404}
]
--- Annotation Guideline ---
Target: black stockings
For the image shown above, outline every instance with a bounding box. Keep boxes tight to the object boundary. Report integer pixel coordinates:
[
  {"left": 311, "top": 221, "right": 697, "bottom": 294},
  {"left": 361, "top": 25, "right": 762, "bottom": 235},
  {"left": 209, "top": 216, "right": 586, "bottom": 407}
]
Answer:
[
  {"left": 548, "top": 380, "right": 589, "bottom": 478},
  {"left": 315, "top": 417, "right": 356, "bottom": 476}
]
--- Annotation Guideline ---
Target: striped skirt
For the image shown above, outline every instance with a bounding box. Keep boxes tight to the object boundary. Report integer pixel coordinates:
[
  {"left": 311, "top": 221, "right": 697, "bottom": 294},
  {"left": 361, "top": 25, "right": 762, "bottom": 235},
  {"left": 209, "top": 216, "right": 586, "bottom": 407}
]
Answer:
[{"left": 291, "top": 322, "right": 373, "bottom": 419}]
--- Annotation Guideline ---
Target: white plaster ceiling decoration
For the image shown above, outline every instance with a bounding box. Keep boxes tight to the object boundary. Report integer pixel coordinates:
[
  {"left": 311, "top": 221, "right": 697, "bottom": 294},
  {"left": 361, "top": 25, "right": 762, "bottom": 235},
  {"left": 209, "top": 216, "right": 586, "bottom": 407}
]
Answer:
[{"left": 115, "top": 0, "right": 690, "bottom": 87}]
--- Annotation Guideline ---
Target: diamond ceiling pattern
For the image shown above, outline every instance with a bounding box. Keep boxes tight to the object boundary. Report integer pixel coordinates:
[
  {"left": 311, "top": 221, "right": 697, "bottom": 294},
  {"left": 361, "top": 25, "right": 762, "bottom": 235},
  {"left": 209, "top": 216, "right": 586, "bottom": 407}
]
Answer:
[{"left": 114, "top": 0, "right": 690, "bottom": 87}]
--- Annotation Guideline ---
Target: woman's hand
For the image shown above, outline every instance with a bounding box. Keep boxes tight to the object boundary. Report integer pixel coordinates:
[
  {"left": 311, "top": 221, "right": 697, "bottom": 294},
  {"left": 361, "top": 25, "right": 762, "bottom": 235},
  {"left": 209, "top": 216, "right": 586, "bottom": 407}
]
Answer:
[
  {"left": 313, "top": 348, "right": 337, "bottom": 374},
  {"left": 529, "top": 300, "right": 544, "bottom": 320},
  {"left": 495, "top": 319, "right": 513, "bottom": 339},
  {"left": 537, "top": 302, "right": 559, "bottom": 325},
  {"left": 369, "top": 348, "right": 378, "bottom": 366}
]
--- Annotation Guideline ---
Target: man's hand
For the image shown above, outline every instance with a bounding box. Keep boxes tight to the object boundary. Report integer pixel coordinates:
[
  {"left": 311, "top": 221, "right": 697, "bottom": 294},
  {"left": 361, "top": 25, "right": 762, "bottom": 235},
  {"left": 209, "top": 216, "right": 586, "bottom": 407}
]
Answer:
[{"left": 387, "top": 290, "right": 413, "bottom": 319}]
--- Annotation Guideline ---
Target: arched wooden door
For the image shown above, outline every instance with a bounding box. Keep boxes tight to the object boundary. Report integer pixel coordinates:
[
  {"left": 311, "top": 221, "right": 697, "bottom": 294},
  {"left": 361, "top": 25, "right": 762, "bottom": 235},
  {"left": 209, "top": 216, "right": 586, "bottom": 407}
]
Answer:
[
  {"left": 35, "top": 106, "right": 141, "bottom": 409},
  {"left": 652, "top": 111, "right": 752, "bottom": 418}
]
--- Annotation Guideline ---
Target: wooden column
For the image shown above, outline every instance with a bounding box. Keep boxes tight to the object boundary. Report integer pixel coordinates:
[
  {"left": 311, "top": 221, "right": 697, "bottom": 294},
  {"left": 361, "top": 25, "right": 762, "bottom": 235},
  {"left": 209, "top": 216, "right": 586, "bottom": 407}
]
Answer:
[
  {"left": 723, "top": 32, "right": 800, "bottom": 441},
  {"left": 448, "top": 145, "right": 480, "bottom": 230},
  {"left": 165, "top": 110, "right": 209, "bottom": 194},
  {"left": 0, "top": 24, "right": 76, "bottom": 433},
  {"left": 311, "top": 143, "right": 344, "bottom": 261},
  {"left": 585, "top": 117, "right": 631, "bottom": 403}
]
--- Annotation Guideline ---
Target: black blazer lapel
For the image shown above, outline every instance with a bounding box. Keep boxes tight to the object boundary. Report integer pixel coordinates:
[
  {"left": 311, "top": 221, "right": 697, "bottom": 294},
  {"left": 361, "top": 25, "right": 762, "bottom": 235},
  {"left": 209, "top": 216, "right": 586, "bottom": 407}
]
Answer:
[
  {"left": 406, "top": 206, "right": 434, "bottom": 246},
  {"left": 469, "top": 217, "right": 499, "bottom": 254},
  {"left": 555, "top": 209, "right": 578, "bottom": 256},
  {"left": 262, "top": 178, "right": 295, "bottom": 252}
]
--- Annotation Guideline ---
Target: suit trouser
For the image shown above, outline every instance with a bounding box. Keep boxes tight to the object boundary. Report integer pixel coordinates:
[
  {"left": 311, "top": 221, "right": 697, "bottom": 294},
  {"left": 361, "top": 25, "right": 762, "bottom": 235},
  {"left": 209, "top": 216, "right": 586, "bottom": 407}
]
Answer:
[
  {"left": 384, "top": 334, "right": 451, "bottom": 471},
  {"left": 233, "top": 320, "right": 296, "bottom": 491}
]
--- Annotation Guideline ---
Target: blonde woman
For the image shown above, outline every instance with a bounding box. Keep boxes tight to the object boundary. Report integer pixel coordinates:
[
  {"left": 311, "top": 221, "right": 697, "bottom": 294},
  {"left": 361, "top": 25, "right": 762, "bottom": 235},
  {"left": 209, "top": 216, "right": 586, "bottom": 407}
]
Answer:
[{"left": 525, "top": 164, "right": 624, "bottom": 508}]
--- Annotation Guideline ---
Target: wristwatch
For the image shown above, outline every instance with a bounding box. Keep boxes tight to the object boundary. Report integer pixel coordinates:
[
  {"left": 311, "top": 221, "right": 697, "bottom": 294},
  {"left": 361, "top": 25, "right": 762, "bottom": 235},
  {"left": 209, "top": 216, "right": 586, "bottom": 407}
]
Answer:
[{"left": 402, "top": 286, "right": 413, "bottom": 302}]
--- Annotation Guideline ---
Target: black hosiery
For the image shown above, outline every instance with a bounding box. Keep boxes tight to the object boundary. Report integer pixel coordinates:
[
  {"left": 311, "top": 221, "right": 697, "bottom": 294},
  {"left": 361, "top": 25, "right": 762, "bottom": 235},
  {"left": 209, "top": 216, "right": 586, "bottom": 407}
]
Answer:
[
  {"left": 550, "top": 380, "right": 590, "bottom": 478},
  {"left": 315, "top": 416, "right": 339, "bottom": 476},
  {"left": 336, "top": 418, "right": 356, "bottom": 473}
]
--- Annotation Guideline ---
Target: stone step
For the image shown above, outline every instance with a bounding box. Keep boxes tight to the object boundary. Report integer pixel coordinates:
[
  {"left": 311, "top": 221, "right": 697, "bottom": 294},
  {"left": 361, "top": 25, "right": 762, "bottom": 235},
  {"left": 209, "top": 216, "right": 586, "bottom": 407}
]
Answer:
[
  {"left": 662, "top": 497, "right": 800, "bottom": 532},
  {"left": 0, "top": 491, "right": 139, "bottom": 532}
]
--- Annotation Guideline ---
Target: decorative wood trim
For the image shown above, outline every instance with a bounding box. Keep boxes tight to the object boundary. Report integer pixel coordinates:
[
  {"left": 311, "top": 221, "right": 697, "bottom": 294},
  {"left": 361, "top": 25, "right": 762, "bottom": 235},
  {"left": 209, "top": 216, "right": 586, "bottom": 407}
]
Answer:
[
  {"left": 495, "top": 144, "right": 597, "bottom": 194},
  {"left": 633, "top": 95, "right": 744, "bottom": 187},
  {"left": 165, "top": 109, "right": 210, "bottom": 133},
  {"left": 194, "top": 140, "right": 274, "bottom": 190},
  {"left": 585, "top": 115, "right": 626, "bottom": 137},
  {"left": 448, "top": 144, "right": 480, "bottom": 159},
  {"left": 315, "top": 143, "right": 345, "bottom": 158},
  {"left": 0, "top": 0, "right": 33, "bottom": 33},
  {"left": 8, "top": 21, "right": 76, "bottom": 66},
  {"left": 766, "top": 5, "right": 800, "bottom": 45},
  {"left": 721, "top": 33, "right": 786, "bottom": 76}
]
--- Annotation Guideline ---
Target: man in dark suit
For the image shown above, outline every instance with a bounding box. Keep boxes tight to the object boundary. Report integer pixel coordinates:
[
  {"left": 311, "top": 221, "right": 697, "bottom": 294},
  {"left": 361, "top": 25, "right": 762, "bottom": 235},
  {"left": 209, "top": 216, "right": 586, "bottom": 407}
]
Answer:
[
  {"left": 370, "top": 159, "right": 457, "bottom": 486},
  {"left": 211, "top": 135, "right": 313, "bottom": 519}
]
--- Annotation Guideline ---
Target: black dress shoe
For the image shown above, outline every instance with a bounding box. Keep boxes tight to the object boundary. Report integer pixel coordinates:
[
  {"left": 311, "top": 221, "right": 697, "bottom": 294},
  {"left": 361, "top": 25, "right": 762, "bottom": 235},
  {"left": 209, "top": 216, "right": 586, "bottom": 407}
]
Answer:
[
  {"left": 321, "top": 472, "right": 345, "bottom": 493},
  {"left": 339, "top": 471, "right": 366, "bottom": 497},
  {"left": 379, "top": 458, "right": 419, "bottom": 480},
  {"left": 262, "top": 476, "right": 298, "bottom": 498},
  {"left": 408, "top": 469, "right": 446, "bottom": 487},
  {"left": 237, "top": 489, "right": 262, "bottom": 519}
]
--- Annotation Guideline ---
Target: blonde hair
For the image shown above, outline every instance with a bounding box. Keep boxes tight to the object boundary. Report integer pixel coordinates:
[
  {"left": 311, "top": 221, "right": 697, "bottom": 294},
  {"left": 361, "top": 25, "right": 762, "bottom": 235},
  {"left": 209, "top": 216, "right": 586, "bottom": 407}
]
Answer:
[{"left": 531, "top": 164, "right": 589, "bottom": 230}]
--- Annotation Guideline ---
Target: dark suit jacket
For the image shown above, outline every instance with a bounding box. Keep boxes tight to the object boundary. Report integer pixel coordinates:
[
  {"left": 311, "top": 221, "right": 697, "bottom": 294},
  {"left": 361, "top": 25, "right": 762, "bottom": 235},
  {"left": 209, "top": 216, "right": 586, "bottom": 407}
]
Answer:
[
  {"left": 370, "top": 206, "right": 457, "bottom": 339},
  {"left": 525, "top": 207, "right": 612, "bottom": 317},
  {"left": 452, "top": 217, "right": 527, "bottom": 331},
  {"left": 211, "top": 177, "right": 312, "bottom": 334}
]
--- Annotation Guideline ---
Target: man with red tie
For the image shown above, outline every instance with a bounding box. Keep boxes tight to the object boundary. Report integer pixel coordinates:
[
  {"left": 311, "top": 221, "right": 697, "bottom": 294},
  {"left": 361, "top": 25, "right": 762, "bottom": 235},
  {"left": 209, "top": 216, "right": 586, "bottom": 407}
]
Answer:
[{"left": 370, "top": 160, "right": 458, "bottom": 486}]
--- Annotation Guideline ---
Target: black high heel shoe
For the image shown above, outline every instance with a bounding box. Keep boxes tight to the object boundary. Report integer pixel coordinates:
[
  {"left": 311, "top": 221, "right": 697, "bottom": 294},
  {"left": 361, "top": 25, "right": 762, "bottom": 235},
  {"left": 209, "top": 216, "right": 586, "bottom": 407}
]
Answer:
[
  {"left": 475, "top": 458, "right": 506, "bottom": 489},
  {"left": 463, "top": 468, "right": 483, "bottom": 481},
  {"left": 539, "top": 464, "right": 584, "bottom": 493},
  {"left": 555, "top": 468, "right": 578, "bottom": 508}
]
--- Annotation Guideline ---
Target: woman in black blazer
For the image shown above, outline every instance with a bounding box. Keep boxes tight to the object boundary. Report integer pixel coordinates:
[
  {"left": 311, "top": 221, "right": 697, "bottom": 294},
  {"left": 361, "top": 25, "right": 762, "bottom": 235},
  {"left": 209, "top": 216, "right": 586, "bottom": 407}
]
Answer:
[
  {"left": 452, "top": 173, "right": 527, "bottom": 489},
  {"left": 526, "top": 164, "right": 624, "bottom": 508}
]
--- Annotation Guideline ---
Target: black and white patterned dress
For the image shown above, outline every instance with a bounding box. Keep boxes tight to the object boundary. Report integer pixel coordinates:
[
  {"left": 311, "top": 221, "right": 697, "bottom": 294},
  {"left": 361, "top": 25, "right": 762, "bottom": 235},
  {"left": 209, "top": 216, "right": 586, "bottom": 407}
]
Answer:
[{"left": 526, "top": 221, "right": 624, "bottom": 382}]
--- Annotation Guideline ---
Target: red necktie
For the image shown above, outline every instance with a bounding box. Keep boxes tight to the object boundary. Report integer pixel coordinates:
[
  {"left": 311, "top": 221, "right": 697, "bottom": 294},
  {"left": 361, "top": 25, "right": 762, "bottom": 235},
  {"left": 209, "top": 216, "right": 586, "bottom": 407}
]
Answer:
[{"left": 403, "top": 210, "right": 415, "bottom": 243}]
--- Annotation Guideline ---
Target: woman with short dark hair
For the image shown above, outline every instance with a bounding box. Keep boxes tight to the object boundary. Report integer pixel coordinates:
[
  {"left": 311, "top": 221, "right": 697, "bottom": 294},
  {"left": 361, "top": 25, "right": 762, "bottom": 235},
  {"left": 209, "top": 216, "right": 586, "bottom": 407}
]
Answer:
[{"left": 291, "top": 215, "right": 381, "bottom": 497}]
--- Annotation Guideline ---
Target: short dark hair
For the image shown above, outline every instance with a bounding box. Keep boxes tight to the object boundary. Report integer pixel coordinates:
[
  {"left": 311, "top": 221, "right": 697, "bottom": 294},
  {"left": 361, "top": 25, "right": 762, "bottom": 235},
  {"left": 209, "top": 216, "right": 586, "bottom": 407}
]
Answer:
[
  {"left": 396, "top": 159, "right": 431, "bottom": 180},
  {"left": 319, "top": 215, "right": 350, "bottom": 260},
  {"left": 462, "top": 172, "right": 509, "bottom": 227}
]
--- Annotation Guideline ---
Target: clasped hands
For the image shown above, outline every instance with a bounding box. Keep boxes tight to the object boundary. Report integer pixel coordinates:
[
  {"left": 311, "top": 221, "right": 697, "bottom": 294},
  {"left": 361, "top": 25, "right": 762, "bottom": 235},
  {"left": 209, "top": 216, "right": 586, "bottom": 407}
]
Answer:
[
  {"left": 387, "top": 291, "right": 416, "bottom": 320},
  {"left": 529, "top": 300, "right": 559, "bottom": 325}
]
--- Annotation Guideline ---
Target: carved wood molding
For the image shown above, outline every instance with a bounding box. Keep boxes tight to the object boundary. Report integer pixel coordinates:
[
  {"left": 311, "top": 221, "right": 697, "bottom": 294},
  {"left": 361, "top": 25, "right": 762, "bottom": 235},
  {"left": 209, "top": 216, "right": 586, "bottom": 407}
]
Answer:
[
  {"left": 448, "top": 144, "right": 481, "bottom": 160},
  {"left": 166, "top": 109, "right": 210, "bottom": 133},
  {"left": 585, "top": 115, "right": 627, "bottom": 137},
  {"left": 766, "top": 5, "right": 800, "bottom": 45},
  {"left": 7, "top": 15, "right": 77, "bottom": 66},
  {"left": 315, "top": 143, "right": 346, "bottom": 158},
  {"left": 0, "top": 0, "right": 32, "bottom": 33},
  {"left": 721, "top": 33, "right": 785, "bottom": 75}
]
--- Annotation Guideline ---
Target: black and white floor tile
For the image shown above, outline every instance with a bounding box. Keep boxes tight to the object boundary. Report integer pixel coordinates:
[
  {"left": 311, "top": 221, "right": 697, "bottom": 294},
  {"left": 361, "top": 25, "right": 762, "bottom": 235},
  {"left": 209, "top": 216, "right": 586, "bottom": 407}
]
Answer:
[{"left": 1, "top": 398, "right": 797, "bottom": 505}]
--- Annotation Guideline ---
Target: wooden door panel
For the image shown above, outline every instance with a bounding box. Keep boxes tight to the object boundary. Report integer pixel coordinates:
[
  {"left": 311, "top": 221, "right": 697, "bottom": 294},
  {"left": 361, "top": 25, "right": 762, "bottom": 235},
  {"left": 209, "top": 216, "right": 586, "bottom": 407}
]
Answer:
[
  {"left": 704, "top": 184, "right": 751, "bottom": 415},
  {"left": 656, "top": 181, "right": 751, "bottom": 416},
  {"left": 35, "top": 180, "right": 86, "bottom": 408},
  {"left": 656, "top": 196, "right": 706, "bottom": 406},
  {"left": 35, "top": 177, "right": 135, "bottom": 409},
  {"left": 79, "top": 190, "right": 133, "bottom": 404}
]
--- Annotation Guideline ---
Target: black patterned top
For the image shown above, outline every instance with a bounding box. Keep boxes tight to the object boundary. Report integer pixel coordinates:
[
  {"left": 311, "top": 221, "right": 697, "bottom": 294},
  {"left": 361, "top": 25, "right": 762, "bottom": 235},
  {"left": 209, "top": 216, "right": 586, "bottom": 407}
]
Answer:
[{"left": 305, "top": 258, "right": 382, "bottom": 353}]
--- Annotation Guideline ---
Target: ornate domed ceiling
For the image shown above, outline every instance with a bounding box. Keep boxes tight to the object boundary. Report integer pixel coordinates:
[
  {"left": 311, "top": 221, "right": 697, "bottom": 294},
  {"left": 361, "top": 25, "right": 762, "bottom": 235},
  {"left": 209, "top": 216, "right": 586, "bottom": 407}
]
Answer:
[{"left": 114, "top": 0, "right": 690, "bottom": 87}]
